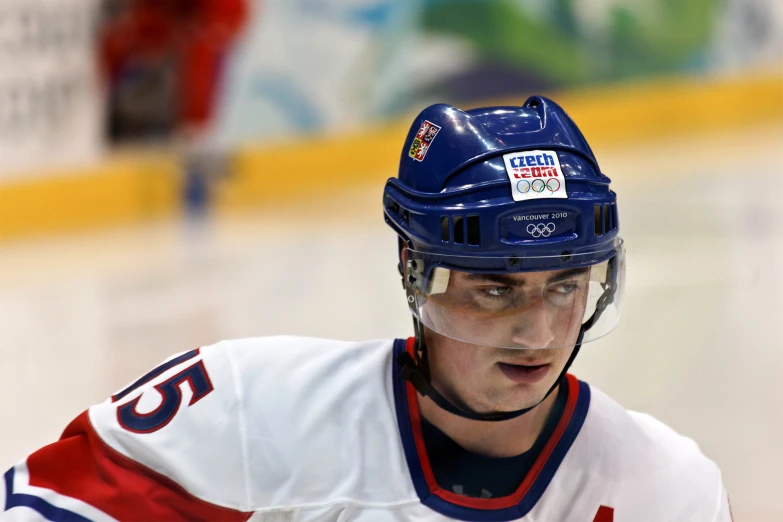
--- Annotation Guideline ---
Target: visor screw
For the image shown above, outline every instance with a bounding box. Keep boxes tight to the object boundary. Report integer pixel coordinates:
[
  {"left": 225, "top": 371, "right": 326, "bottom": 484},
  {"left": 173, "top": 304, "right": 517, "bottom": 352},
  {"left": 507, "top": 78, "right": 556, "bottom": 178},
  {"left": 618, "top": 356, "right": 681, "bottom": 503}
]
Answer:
[
  {"left": 508, "top": 257, "right": 520, "bottom": 267},
  {"left": 410, "top": 260, "right": 418, "bottom": 271},
  {"left": 407, "top": 274, "right": 416, "bottom": 284}
]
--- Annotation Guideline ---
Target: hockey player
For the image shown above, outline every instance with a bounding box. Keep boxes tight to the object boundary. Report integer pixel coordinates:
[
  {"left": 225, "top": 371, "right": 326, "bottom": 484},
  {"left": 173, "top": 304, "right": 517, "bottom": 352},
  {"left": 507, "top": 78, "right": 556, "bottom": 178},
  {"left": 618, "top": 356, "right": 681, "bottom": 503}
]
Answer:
[{"left": 2, "top": 98, "right": 732, "bottom": 521}]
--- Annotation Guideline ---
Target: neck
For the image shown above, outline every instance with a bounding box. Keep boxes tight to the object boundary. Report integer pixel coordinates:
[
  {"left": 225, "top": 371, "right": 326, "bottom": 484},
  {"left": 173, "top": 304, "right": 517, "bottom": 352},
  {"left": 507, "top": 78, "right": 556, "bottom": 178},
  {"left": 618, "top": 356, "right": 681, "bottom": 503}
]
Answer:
[{"left": 417, "top": 384, "right": 560, "bottom": 458}]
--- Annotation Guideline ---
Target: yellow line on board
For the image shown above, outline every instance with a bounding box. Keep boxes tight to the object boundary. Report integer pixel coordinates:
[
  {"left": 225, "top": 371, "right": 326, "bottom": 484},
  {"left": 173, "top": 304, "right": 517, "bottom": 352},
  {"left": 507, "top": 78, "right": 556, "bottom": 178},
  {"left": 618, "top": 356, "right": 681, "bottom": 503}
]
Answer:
[
  {"left": 215, "top": 121, "right": 410, "bottom": 211},
  {"left": 0, "top": 72, "right": 781, "bottom": 241},
  {"left": 0, "top": 153, "right": 181, "bottom": 241},
  {"left": 554, "top": 72, "right": 783, "bottom": 147}
]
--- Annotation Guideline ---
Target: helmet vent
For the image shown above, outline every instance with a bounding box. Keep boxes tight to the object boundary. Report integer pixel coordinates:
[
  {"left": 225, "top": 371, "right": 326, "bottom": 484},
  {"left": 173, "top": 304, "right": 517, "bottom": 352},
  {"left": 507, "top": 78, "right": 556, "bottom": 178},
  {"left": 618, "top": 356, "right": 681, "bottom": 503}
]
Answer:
[
  {"left": 467, "top": 215, "right": 481, "bottom": 246},
  {"left": 441, "top": 216, "right": 449, "bottom": 242},
  {"left": 453, "top": 216, "right": 464, "bottom": 243},
  {"left": 385, "top": 197, "right": 400, "bottom": 214},
  {"left": 612, "top": 204, "right": 617, "bottom": 231},
  {"left": 607, "top": 203, "right": 615, "bottom": 231},
  {"left": 594, "top": 203, "right": 617, "bottom": 236}
]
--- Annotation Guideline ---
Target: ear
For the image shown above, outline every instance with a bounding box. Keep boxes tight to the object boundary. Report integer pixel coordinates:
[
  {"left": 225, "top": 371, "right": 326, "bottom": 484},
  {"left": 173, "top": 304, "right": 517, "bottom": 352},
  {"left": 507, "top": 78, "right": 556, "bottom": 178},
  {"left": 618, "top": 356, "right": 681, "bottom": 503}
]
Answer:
[{"left": 397, "top": 238, "right": 408, "bottom": 278}]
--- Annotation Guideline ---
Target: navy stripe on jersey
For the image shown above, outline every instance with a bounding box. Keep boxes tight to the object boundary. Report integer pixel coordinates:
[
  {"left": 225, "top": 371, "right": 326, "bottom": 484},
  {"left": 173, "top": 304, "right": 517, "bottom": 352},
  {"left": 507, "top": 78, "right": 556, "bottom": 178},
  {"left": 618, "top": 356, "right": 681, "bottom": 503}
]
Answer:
[
  {"left": 112, "top": 349, "right": 199, "bottom": 402},
  {"left": 392, "top": 338, "right": 591, "bottom": 522},
  {"left": 4, "top": 467, "right": 91, "bottom": 522},
  {"left": 517, "top": 380, "right": 590, "bottom": 516},
  {"left": 392, "top": 339, "right": 431, "bottom": 502}
]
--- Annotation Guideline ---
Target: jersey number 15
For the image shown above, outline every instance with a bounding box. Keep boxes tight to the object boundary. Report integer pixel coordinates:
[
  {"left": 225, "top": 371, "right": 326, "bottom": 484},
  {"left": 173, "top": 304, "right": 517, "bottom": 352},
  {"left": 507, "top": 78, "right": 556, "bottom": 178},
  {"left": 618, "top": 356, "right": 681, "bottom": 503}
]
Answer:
[{"left": 111, "top": 349, "right": 215, "bottom": 434}]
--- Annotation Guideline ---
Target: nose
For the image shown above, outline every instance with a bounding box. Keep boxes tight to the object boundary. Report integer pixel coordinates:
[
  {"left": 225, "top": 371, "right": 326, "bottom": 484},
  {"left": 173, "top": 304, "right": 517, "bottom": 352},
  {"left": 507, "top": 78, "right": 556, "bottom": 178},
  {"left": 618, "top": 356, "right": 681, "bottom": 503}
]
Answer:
[{"left": 510, "top": 297, "right": 556, "bottom": 349}]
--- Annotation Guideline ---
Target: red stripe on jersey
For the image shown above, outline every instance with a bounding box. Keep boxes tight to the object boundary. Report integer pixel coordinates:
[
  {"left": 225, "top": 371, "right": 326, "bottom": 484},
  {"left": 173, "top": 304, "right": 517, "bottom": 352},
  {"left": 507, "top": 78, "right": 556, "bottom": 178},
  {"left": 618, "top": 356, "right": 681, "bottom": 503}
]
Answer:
[
  {"left": 404, "top": 336, "right": 581, "bottom": 510},
  {"left": 25, "top": 411, "right": 252, "bottom": 522},
  {"left": 592, "top": 505, "right": 615, "bottom": 521}
]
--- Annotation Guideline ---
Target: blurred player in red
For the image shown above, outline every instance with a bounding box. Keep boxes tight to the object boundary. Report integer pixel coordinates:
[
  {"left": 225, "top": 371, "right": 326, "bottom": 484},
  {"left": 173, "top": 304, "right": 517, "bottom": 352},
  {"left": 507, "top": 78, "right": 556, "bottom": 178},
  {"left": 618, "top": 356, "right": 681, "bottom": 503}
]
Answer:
[{"left": 100, "top": 0, "right": 248, "bottom": 139}]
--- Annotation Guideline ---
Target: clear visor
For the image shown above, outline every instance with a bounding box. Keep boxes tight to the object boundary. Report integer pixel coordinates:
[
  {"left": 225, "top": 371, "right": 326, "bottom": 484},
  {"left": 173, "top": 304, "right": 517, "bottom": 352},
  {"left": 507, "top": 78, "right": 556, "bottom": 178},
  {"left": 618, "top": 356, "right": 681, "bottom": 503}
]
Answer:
[{"left": 406, "top": 241, "right": 625, "bottom": 350}]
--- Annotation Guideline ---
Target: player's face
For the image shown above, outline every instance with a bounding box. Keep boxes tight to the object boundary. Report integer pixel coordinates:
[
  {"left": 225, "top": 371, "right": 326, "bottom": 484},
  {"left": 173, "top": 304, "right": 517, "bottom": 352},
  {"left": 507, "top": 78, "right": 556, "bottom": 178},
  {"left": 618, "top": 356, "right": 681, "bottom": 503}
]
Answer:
[{"left": 425, "top": 268, "right": 588, "bottom": 413}]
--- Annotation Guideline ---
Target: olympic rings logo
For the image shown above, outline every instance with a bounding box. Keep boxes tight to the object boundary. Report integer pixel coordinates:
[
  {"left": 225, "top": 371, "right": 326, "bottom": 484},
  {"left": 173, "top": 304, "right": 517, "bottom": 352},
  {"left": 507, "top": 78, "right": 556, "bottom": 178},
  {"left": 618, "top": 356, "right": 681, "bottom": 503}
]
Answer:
[
  {"left": 516, "top": 179, "right": 561, "bottom": 194},
  {"left": 527, "top": 223, "right": 556, "bottom": 238}
]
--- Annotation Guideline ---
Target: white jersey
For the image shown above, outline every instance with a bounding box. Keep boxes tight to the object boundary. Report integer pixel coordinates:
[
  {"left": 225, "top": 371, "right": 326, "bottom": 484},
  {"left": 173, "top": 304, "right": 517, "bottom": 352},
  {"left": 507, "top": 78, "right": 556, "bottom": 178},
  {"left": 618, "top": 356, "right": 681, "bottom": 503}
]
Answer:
[{"left": 2, "top": 336, "right": 732, "bottom": 522}]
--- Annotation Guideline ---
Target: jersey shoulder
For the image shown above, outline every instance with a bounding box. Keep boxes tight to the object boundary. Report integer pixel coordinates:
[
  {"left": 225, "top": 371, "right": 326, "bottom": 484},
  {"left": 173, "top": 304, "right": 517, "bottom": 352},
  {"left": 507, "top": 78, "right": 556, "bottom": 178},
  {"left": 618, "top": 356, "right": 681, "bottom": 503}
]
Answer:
[
  {"left": 569, "top": 384, "right": 725, "bottom": 520},
  {"left": 585, "top": 386, "right": 713, "bottom": 465},
  {"left": 89, "top": 336, "right": 399, "bottom": 512},
  {"left": 225, "top": 336, "right": 414, "bottom": 508}
]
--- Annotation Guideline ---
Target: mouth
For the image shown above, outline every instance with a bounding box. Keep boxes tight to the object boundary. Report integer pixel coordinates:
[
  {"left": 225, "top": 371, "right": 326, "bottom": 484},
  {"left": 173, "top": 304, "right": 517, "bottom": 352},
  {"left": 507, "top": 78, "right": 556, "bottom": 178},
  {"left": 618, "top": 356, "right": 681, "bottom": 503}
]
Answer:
[{"left": 496, "top": 361, "right": 551, "bottom": 384}]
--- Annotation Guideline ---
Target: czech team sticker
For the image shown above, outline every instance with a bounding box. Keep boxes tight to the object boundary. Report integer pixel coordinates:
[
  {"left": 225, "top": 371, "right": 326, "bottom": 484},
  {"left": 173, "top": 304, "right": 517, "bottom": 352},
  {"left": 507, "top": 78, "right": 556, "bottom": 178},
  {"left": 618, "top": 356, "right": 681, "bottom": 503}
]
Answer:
[
  {"left": 502, "top": 150, "right": 568, "bottom": 202},
  {"left": 409, "top": 120, "right": 441, "bottom": 162}
]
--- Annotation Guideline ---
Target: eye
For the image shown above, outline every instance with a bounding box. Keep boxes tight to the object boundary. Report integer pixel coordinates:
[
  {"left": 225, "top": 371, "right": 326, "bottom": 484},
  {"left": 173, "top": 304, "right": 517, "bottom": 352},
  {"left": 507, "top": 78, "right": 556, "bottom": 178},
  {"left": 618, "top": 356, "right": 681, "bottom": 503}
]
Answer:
[
  {"left": 550, "top": 282, "right": 578, "bottom": 294},
  {"left": 484, "top": 286, "right": 512, "bottom": 297}
]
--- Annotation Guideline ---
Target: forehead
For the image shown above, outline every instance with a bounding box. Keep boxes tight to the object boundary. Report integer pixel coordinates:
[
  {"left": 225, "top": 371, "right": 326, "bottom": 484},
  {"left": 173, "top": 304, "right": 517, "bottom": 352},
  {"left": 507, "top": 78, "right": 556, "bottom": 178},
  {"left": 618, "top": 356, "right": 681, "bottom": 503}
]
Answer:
[{"left": 455, "top": 267, "right": 590, "bottom": 285}]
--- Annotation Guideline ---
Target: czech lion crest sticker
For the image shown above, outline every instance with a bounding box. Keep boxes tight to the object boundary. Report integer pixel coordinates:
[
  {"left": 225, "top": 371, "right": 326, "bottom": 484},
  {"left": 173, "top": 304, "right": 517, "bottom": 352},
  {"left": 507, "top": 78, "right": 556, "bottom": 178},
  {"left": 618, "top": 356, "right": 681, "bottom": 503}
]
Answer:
[{"left": 409, "top": 120, "right": 441, "bottom": 162}]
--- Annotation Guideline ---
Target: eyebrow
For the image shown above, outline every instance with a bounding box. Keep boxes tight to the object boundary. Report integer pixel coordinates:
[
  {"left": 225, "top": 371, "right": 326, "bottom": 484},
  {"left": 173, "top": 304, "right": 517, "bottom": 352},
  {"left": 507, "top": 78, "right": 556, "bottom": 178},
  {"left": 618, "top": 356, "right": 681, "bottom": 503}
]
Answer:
[
  {"left": 547, "top": 267, "right": 590, "bottom": 284},
  {"left": 465, "top": 267, "right": 589, "bottom": 286}
]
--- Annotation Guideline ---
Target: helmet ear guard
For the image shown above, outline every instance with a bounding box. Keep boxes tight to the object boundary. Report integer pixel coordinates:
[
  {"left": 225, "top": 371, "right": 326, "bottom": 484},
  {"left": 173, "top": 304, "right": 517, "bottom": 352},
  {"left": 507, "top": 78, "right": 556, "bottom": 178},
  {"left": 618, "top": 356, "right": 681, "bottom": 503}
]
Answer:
[
  {"left": 404, "top": 259, "right": 423, "bottom": 316},
  {"left": 403, "top": 258, "right": 449, "bottom": 306}
]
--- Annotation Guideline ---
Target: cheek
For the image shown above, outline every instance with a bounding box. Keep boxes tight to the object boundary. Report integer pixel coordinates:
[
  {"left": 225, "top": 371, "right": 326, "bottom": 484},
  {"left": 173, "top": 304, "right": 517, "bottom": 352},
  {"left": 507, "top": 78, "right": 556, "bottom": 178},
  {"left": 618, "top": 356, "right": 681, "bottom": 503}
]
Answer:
[
  {"left": 554, "top": 298, "right": 587, "bottom": 342},
  {"left": 550, "top": 345, "right": 576, "bottom": 375},
  {"left": 439, "top": 343, "right": 485, "bottom": 379},
  {"left": 450, "top": 347, "right": 477, "bottom": 377}
]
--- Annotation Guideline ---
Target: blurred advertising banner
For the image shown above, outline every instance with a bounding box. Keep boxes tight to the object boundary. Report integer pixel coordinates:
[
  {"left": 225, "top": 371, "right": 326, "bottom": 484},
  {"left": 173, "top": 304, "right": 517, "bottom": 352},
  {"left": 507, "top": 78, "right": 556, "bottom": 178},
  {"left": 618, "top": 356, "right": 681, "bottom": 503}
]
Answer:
[
  {"left": 95, "top": 0, "right": 783, "bottom": 147},
  {"left": 0, "top": 0, "right": 103, "bottom": 179},
  {"left": 201, "top": 0, "right": 783, "bottom": 149},
  {"left": 202, "top": 0, "right": 422, "bottom": 148},
  {"left": 716, "top": 0, "right": 783, "bottom": 69}
]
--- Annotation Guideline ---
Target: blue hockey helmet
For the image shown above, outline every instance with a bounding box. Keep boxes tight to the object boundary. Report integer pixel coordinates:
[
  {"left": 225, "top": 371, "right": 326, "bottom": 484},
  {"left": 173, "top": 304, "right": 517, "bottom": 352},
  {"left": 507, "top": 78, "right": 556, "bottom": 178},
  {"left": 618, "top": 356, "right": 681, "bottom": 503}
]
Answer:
[{"left": 384, "top": 97, "right": 625, "bottom": 351}]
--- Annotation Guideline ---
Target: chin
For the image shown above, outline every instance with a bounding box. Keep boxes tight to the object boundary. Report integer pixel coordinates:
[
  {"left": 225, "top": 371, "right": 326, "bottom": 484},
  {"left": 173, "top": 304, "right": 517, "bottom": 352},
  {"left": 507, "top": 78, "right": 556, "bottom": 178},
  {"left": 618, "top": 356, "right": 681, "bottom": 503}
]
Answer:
[{"left": 486, "top": 385, "right": 547, "bottom": 412}]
